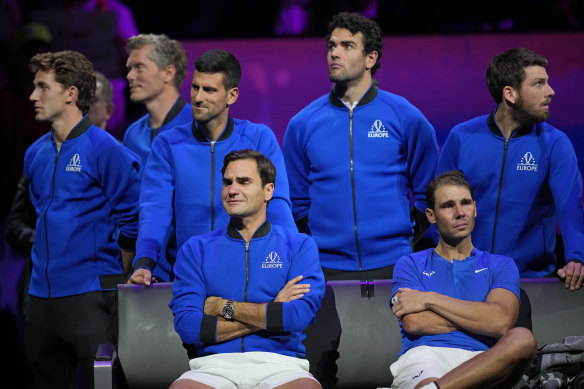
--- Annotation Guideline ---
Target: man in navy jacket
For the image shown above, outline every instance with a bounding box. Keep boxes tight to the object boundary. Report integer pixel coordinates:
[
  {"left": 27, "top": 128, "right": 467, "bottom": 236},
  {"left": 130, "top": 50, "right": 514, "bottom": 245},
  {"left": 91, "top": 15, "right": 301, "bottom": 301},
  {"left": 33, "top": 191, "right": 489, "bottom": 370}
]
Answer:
[
  {"left": 24, "top": 50, "right": 140, "bottom": 389},
  {"left": 169, "top": 149, "right": 324, "bottom": 388}
]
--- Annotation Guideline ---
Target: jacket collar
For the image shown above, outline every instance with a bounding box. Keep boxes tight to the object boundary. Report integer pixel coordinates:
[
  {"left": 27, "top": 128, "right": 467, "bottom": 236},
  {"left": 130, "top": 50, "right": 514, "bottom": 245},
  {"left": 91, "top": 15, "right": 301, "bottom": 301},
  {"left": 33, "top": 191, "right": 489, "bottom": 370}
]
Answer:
[
  {"left": 56, "top": 115, "right": 92, "bottom": 142},
  {"left": 329, "top": 83, "right": 378, "bottom": 108},
  {"left": 227, "top": 218, "right": 271, "bottom": 241},
  {"left": 487, "top": 110, "right": 533, "bottom": 139},
  {"left": 192, "top": 116, "right": 234, "bottom": 142}
]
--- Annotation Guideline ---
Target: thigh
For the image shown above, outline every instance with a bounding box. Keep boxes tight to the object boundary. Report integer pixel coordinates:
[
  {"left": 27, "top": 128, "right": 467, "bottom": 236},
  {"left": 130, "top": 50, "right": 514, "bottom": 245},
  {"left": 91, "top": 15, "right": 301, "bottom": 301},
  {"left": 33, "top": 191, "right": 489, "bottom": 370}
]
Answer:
[{"left": 390, "top": 346, "right": 449, "bottom": 389}]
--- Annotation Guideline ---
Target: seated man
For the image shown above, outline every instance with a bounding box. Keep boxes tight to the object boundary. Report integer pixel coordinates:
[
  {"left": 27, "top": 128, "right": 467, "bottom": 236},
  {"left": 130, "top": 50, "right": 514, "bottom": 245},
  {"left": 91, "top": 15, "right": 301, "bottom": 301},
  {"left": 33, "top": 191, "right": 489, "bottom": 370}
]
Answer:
[
  {"left": 169, "top": 149, "right": 324, "bottom": 389},
  {"left": 390, "top": 170, "right": 536, "bottom": 389}
]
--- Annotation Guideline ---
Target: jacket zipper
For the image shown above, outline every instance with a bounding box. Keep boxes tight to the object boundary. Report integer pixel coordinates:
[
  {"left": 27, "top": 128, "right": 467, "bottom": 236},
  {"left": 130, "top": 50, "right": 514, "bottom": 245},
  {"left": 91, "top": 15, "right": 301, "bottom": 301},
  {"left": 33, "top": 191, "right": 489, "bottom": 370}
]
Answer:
[
  {"left": 491, "top": 138, "right": 510, "bottom": 253},
  {"left": 349, "top": 108, "right": 362, "bottom": 270},
  {"left": 241, "top": 240, "right": 250, "bottom": 352},
  {"left": 210, "top": 141, "right": 215, "bottom": 231},
  {"left": 44, "top": 147, "right": 61, "bottom": 298}
]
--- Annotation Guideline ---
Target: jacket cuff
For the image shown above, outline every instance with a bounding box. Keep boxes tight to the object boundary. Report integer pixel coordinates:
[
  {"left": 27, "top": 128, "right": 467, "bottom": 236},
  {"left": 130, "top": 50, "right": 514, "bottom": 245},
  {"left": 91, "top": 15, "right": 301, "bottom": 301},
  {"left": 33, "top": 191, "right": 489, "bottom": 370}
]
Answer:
[
  {"left": 568, "top": 258, "right": 584, "bottom": 266},
  {"left": 131, "top": 257, "right": 156, "bottom": 272},
  {"left": 118, "top": 233, "right": 136, "bottom": 251},
  {"left": 266, "top": 302, "right": 283, "bottom": 332},
  {"left": 200, "top": 315, "right": 218, "bottom": 343}
]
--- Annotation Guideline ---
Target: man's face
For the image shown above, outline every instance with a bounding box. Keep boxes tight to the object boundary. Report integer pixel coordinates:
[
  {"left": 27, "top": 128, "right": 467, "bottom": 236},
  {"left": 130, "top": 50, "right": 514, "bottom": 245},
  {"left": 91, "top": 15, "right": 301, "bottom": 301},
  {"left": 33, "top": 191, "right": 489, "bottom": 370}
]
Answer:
[
  {"left": 426, "top": 184, "right": 476, "bottom": 244},
  {"left": 126, "top": 45, "right": 166, "bottom": 104},
  {"left": 327, "top": 28, "right": 371, "bottom": 84},
  {"left": 29, "top": 70, "right": 69, "bottom": 123},
  {"left": 512, "top": 65, "right": 555, "bottom": 125},
  {"left": 190, "top": 70, "right": 237, "bottom": 124},
  {"left": 88, "top": 81, "right": 112, "bottom": 130},
  {"left": 222, "top": 159, "right": 273, "bottom": 220}
]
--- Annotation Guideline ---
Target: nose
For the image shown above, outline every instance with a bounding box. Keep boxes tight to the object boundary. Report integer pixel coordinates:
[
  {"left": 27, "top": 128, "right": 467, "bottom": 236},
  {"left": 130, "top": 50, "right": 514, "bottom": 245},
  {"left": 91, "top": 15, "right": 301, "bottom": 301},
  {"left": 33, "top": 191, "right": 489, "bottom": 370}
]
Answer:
[
  {"left": 546, "top": 83, "right": 555, "bottom": 97},
  {"left": 126, "top": 68, "right": 134, "bottom": 82},
  {"left": 29, "top": 89, "right": 38, "bottom": 102},
  {"left": 227, "top": 183, "right": 239, "bottom": 196},
  {"left": 454, "top": 205, "right": 465, "bottom": 218}
]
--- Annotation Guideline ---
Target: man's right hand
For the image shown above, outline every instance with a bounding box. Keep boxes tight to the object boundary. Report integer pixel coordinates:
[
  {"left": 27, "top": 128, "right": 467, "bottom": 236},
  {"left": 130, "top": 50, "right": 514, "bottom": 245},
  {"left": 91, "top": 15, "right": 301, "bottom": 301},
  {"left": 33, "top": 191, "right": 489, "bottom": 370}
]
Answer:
[
  {"left": 127, "top": 268, "right": 157, "bottom": 286},
  {"left": 275, "top": 275, "right": 310, "bottom": 302}
]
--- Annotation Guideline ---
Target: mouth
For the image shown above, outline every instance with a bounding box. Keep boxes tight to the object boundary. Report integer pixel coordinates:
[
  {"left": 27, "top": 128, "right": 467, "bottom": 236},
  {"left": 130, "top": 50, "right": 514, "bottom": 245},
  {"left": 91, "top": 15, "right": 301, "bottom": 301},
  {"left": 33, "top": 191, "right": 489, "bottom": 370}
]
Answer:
[{"left": 453, "top": 221, "right": 469, "bottom": 230}]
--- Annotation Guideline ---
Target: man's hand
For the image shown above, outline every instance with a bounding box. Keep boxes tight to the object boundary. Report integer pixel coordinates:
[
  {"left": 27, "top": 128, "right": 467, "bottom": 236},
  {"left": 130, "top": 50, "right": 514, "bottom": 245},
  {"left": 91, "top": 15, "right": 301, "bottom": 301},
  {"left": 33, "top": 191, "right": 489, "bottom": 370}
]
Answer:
[
  {"left": 275, "top": 275, "right": 310, "bottom": 302},
  {"left": 557, "top": 260, "right": 584, "bottom": 290},
  {"left": 391, "top": 288, "right": 430, "bottom": 320},
  {"left": 204, "top": 296, "right": 226, "bottom": 316},
  {"left": 127, "top": 268, "right": 157, "bottom": 286}
]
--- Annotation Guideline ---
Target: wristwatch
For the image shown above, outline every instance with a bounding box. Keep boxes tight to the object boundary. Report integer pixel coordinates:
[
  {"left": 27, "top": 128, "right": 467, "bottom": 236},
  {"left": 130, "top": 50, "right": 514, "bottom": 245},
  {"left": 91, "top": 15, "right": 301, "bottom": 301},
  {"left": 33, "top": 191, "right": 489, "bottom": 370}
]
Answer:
[{"left": 222, "top": 299, "right": 234, "bottom": 320}]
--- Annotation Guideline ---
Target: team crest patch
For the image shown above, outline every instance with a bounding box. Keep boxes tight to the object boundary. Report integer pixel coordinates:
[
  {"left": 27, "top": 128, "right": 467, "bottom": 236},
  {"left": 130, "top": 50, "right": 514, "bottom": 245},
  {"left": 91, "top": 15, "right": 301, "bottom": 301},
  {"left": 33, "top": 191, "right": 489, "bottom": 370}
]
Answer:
[
  {"left": 262, "top": 251, "right": 283, "bottom": 269},
  {"left": 517, "top": 152, "right": 538, "bottom": 172},
  {"left": 66, "top": 153, "right": 82, "bottom": 172},
  {"left": 368, "top": 120, "right": 389, "bottom": 138}
]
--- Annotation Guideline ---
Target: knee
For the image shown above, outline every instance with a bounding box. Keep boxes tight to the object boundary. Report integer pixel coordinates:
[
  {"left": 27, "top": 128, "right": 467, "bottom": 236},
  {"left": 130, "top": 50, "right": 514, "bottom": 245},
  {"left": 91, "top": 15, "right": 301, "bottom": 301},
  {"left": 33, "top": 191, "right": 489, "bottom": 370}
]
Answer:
[{"left": 502, "top": 327, "right": 537, "bottom": 361}]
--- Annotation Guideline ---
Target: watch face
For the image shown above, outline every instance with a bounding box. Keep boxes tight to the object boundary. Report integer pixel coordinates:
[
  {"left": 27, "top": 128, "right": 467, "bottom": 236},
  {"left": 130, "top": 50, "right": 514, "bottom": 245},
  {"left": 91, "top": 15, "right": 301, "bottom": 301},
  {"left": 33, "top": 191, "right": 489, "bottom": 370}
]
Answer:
[{"left": 222, "top": 300, "right": 234, "bottom": 319}]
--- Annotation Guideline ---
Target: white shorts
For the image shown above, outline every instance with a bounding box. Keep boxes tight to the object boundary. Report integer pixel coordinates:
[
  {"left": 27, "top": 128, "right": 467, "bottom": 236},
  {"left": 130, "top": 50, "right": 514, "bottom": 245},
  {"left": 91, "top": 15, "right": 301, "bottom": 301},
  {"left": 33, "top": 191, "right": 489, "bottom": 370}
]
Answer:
[
  {"left": 176, "top": 352, "right": 319, "bottom": 389},
  {"left": 390, "top": 346, "right": 483, "bottom": 389}
]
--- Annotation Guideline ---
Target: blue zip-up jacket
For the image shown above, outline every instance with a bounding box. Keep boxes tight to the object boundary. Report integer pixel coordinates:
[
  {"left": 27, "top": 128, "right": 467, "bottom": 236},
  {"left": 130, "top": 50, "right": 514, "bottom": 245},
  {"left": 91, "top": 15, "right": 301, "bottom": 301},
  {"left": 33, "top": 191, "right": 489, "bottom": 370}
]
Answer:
[
  {"left": 133, "top": 117, "right": 296, "bottom": 273},
  {"left": 170, "top": 220, "right": 325, "bottom": 357},
  {"left": 123, "top": 97, "right": 192, "bottom": 281},
  {"left": 283, "top": 85, "right": 439, "bottom": 271},
  {"left": 123, "top": 97, "right": 192, "bottom": 167},
  {"left": 437, "top": 111, "right": 584, "bottom": 276},
  {"left": 24, "top": 116, "right": 140, "bottom": 298}
]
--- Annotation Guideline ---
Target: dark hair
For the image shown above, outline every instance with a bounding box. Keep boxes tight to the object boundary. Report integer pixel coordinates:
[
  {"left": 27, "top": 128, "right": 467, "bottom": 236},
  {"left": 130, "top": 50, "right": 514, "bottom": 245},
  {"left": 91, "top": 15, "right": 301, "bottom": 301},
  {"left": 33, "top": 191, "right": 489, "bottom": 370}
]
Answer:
[
  {"left": 426, "top": 170, "right": 474, "bottom": 210},
  {"left": 94, "top": 71, "right": 113, "bottom": 103},
  {"left": 326, "top": 12, "right": 384, "bottom": 76},
  {"left": 29, "top": 50, "right": 95, "bottom": 114},
  {"left": 195, "top": 49, "right": 242, "bottom": 90},
  {"left": 486, "top": 47, "right": 548, "bottom": 104},
  {"left": 221, "top": 149, "right": 276, "bottom": 187},
  {"left": 126, "top": 33, "right": 187, "bottom": 90}
]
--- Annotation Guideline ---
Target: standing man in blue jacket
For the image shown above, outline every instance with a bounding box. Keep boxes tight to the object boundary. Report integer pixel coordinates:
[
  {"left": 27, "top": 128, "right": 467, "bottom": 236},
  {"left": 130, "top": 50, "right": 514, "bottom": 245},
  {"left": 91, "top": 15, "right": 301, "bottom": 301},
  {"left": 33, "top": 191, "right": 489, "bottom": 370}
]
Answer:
[
  {"left": 128, "top": 49, "right": 295, "bottom": 286},
  {"left": 24, "top": 50, "right": 140, "bottom": 389},
  {"left": 437, "top": 47, "right": 584, "bottom": 289},
  {"left": 283, "top": 12, "right": 439, "bottom": 280},
  {"left": 123, "top": 33, "right": 192, "bottom": 281},
  {"left": 169, "top": 149, "right": 324, "bottom": 388}
]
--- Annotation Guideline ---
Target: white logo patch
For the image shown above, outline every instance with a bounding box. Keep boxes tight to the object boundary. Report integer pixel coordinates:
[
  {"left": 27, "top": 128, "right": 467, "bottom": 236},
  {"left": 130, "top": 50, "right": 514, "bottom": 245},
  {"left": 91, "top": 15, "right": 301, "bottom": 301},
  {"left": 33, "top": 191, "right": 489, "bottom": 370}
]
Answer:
[
  {"left": 475, "top": 268, "right": 488, "bottom": 274},
  {"left": 262, "top": 251, "right": 283, "bottom": 269},
  {"left": 423, "top": 271, "right": 435, "bottom": 277},
  {"left": 66, "top": 153, "right": 82, "bottom": 172},
  {"left": 517, "top": 152, "right": 538, "bottom": 172},
  {"left": 368, "top": 120, "right": 389, "bottom": 138}
]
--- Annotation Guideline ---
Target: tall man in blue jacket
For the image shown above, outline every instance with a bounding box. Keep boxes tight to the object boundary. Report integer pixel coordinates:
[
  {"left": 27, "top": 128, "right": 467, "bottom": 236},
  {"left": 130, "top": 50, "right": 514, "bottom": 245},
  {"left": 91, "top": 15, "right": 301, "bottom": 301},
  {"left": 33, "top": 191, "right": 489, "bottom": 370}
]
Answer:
[
  {"left": 169, "top": 149, "right": 324, "bottom": 388},
  {"left": 24, "top": 51, "right": 140, "bottom": 389},
  {"left": 128, "top": 50, "right": 295, "bottom": 286},
  {"left": 123, "top": 33, "right": 192, "bottom": 281},
  {"left": 390, "top": 170, "right": 536, "bottom": 389},
  {"left": 437, "top": 47, "right": 584, "bottom": 289},
  {"left": 283, "top": 12, "right": 439, "bottom": 280}
]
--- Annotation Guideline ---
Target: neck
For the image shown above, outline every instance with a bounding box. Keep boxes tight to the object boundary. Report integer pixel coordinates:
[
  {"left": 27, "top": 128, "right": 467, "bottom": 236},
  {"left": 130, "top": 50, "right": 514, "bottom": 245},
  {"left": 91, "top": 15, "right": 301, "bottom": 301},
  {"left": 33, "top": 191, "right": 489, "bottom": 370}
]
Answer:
[
  {"left": 334, "top": 74, "right": 372, "bottom": 106},
  {"left": 196, "top": 111, "right": 229, "bottom": 142},
  {"left": 231, "top": 211, "right": 266, "bottom": 242},
  {"left": 434, "top": 237, "right": 474, "bottom": 262},
  {"left": 52, "top": 109, "right": 84, "bottom": 144},
  {"left": 494, "top": 104, "right": 520, "bottom": 140},
  {"left": 145, "top": 90, "right": 180, "bottom": 129}
]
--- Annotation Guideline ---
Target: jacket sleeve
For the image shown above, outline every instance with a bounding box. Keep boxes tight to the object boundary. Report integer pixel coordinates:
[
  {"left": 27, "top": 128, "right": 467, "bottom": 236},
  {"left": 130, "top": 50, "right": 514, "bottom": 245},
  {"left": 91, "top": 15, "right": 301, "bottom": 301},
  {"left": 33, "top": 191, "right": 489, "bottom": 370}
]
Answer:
[
  {"left": 547, "top": 132, "right": 584, "bottom": 263},
  {"left": 5, "top": 172, "right": 36, "bottom": 257},
  {"left": 265, "top": 235, "right": 324, "bottom": 332},
  {"left": 282, "top": 115, "right": 311, "bottom": 223},
  {"left": 133, "top": 136, "right": 175, "bottom": 269},
  {"left": 437, "top": 129, "right": 461, "bottom": 176},
  {"left": 404, "top": 107, "right": 439, "bottom": 213},
  {"left": 98, "top": 144, "right": 140, "bottom": 250},
  {"left": 169, "top": 239, "right": 209, "bottom": 345},
  {"left": 255, "top": 126, "right": 296, "bottom": 230}
]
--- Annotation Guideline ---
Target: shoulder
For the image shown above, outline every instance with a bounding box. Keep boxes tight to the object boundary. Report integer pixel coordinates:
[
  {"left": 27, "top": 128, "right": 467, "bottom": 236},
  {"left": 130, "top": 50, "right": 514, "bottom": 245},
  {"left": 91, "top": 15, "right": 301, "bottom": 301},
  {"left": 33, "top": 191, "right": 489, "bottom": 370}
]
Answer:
[
  {"left": 270, "top": 225, "right": 317, "bottom": 251},
  {"left": 396, "top": 248, "right": 433, "bottom": 269},
  {"left": 182, "top": 227, "right": 227, "bottom": 253},
  {"left": 155, "top": 122, "right": 193, "bottom": 146},
  {"left": 124, "top": 114, "right": 149, "bottom": 136},
  {"left": 87, "top": 126, "right": 140, "bottom": 161},
  {"left": 450, "top": 115, "right": 489, "bottom": 135},
  {"left": 288, "top": 94, "right": 333, "bottom": 125}
]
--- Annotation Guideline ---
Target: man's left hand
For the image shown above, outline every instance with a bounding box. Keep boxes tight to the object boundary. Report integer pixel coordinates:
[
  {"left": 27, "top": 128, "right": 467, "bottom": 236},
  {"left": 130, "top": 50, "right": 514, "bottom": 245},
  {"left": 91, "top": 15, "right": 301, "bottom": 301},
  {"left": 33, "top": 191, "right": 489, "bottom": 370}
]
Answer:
[
  {"left": 391, "top": 288, "right": 430, "bottom": 320},
  {"left": 204, "top": 296, "right": 227, "bottom": 316},
  {"left": 557, "top": 260, "right": 584, "bottom": 291}
]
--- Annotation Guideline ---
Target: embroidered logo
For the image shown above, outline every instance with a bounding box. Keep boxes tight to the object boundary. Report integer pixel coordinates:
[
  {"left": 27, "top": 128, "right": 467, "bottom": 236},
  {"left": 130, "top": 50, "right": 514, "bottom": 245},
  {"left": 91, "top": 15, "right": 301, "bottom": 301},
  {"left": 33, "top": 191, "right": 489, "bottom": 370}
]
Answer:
[
  {"left": 262, "top": 251, "right": 283, "bottom": 269},
  {"left": 475, "top": 268, "right": 488, "bottom": 274},
  {"left": 368, "top": 120, "right": 389, "bottom": 138},
  {"left": 66, "top": 153, "right": 82, "bottom": 172},
  {"left": 517, "top": 152, "right": 538, "bottom": 172},
  {"left": 423, "top": 271, "right": 436, "bottom": 277}
]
